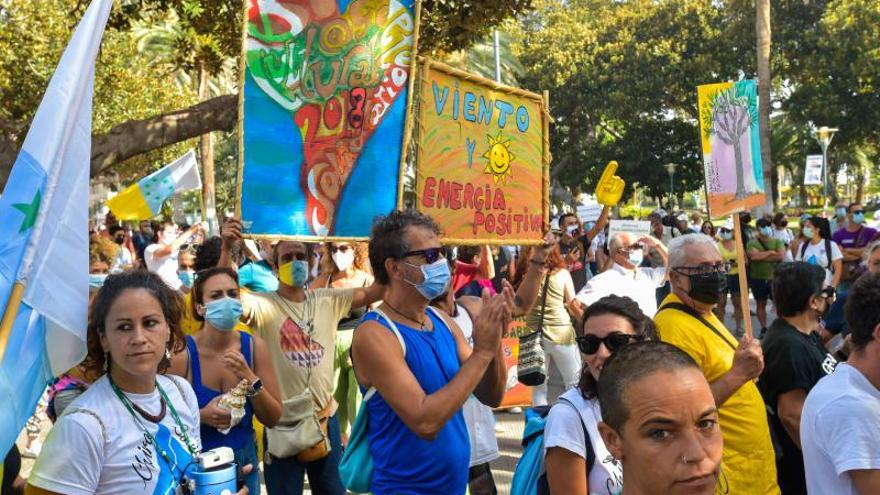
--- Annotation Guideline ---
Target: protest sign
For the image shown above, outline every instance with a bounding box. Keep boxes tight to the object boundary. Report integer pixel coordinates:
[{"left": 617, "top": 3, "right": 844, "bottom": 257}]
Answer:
[
  {"left": 608, "top": 220, "right": 651, "bottom": 239},
  {"left": 237, "top": 0, "right": 420, "bottom": 239},
  {"left": 698, "top": 80, "right": 766, "bottom": 217},
  {"left": 804, "top": 155, "right": 823, "bottom": 185},
  {"left": 576, "top": 203, "right": 603, "bottom": 223},
  {"left": 415, "top": 59, "right": 550, "bottom": 245}
]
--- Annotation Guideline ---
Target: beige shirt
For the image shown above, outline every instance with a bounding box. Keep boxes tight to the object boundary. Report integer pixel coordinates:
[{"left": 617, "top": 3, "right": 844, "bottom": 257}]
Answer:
[
  {"left": 242, "top": 289, "right": 353, "bottom": 414},
  {"left": 525, "top": 269, "right": 576, "bottom": 345}
]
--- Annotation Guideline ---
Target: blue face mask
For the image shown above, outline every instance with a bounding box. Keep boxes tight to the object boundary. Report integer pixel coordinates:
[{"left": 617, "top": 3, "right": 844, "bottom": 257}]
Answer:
[
  {"left": 404, "top": 258, "right": 451, "bottom": 301},
  {"left": 837, "top": 208, "right": 847, "bottom": 218},
  {"left": 719, "top": 231, "right": 733, "bottom": 241},
  {"left": 205, "top": 297, "right": 243, "bottom": 331},
  {"left": 803, "top": 226, "right": 815, "bottom": 239},
  {"left": 89, "top": 273, "right": 107, "bottom": 290},
  {"left": 760, "top": 226, "right": 773, "bottom": 237},
  {"left": 854, "top": 213, "right": 865, "bottom": 224},
  {"left": 627, "top": 248, "right": 644, "bottom": 267},
  {"left": 178, "top": 270, "right": 195, "bottom": 288}
]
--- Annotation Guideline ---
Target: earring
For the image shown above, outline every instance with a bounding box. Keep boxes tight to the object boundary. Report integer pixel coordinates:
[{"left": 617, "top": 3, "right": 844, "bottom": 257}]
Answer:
[
  {"left": 102, "top": 352, "right": 110, "bottom": 373},
  {"left": 164, "top": 346, "right": 172, "bottom": 360}
]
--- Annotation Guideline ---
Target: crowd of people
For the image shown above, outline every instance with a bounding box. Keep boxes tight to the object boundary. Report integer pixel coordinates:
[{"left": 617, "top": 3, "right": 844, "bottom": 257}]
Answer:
[{"left": 5, "top": 201, "right": 880, "bottom": 495}]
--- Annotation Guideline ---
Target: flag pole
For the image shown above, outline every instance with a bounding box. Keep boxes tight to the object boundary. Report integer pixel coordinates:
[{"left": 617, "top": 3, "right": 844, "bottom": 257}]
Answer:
[
  {"left": 733, "top": 213, "right": 753, "bottom": 339},
  {"left": 0, "top": 283, "right": 26, "bottom": 363}
]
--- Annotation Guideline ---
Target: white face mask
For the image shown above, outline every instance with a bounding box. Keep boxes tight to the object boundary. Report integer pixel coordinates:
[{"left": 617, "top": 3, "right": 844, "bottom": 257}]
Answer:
[{"left": 332, "top": 249, "right": 355, "bottom": 272}]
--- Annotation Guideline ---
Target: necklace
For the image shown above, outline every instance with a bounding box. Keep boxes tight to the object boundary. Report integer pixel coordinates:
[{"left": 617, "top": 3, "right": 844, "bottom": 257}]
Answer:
[
  {"left": 130, "top": 393, "right": 167, "bottom": 423},
  {"left": 108, "top": 374, "right": 198, "bottom": 466},
  {"left": 384, "top": 300, "right": 427, "bottom": 330}
]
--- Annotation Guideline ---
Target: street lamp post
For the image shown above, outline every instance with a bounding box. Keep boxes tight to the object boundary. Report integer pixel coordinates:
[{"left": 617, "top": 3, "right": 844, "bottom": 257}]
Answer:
[
  {"left": 665, "top": 163, "right": 678, "bottom": 210},
  {"left": 811, "top": 126, "right": 838, "bottom": 210}
]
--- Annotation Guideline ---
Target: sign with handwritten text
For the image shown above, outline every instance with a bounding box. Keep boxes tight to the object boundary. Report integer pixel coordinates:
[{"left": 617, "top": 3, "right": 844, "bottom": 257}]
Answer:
[{"left": 415, "top": 59, "right": 549, "bottom": 244}]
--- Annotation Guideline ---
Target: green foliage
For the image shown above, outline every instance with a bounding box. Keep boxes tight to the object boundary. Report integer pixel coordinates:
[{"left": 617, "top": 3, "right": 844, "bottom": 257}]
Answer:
[
  {"left": 0, "top": 0, "right": 198, "bottom": 181},
  {"left": 509, "top": 0, "right": 754, "bottom": 204}
]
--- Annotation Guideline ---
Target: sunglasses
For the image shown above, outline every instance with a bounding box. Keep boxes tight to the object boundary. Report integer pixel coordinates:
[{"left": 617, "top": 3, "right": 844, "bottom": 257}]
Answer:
[
  {"left": 674, "top": 262, "right": 731, "bottom": 276},
  {"left": 330, "top": 245, "right": 352, "bottom": 254},
  {"left": 400, "top": 247, "right": 446, "bottom": 264},
  {"left": 617, "top": 243, "right": 644, "bottom": 253},
  {"left": 576, "top": 332, "right": 642, "bottom": 355},
  {"left": 853, "top": 210, "right": 866, "bottom": 215}
]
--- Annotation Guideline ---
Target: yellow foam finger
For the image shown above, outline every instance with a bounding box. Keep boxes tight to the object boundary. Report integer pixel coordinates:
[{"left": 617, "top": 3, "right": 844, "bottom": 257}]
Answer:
[{"left": 599, "top": 161, "right": 619, "bottom": 185}]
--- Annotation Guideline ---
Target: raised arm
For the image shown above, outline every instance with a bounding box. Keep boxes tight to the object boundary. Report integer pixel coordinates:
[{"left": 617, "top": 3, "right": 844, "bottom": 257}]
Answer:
[
  {"left": 219, "top": 217, "right": 244, "bottom": 269},
  {"left": 351, "top": 281, "right": 386, "bottom": 310},
  {"left": 478, "top": 245, "right": 496, "bottom": 280},
  {"left": 511, "top": 232, "right": 556, "bottom": 317},
  {"left": 586, "top": 206, "right": 611, "bottom": 242}
]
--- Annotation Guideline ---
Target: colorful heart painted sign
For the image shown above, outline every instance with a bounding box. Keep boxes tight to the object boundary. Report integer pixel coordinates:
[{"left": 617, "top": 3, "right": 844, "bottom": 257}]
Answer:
[
  {"left": 415, "top": 59, "right": 550, "bottom": 245},
  {"left": 238, "top": 0, "right": 416, "bottom": 238}
]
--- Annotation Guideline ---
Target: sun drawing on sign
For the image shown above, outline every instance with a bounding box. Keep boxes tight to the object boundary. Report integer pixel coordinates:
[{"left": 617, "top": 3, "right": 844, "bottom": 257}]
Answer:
[{"left": 482, "top": 130, "right": 515, "bottom": 185}]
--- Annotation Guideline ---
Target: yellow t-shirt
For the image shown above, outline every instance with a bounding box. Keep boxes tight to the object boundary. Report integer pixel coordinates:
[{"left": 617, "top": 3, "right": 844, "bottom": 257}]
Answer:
[
  {"left": 655, "top": 294, "right": 780, "bottom": 495},
  {"left": 180, "top": 291, "right": 252, "bottom": 335},
  {"left": 717, "top": 241, "right": 739, "bottom": 275},
  {"left": 242, "top": 289, "right": 353, "bottom": 413}
]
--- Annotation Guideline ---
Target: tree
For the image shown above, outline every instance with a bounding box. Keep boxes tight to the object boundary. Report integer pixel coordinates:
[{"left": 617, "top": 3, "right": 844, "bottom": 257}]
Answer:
[
  {"left": 0, "top": 0, "right": 536, "bottom": 188},
  {"left": 509, "top": 0, "right": 754, "bottom": 207},
  {"left": 756, "top": 0, "right": 774, "bottom": 210}
]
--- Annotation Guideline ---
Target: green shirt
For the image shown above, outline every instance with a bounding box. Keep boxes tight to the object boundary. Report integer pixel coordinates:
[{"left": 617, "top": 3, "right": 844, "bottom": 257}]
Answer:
[{"left": 747, "top": 237, "right": 784, "bottom": 280}]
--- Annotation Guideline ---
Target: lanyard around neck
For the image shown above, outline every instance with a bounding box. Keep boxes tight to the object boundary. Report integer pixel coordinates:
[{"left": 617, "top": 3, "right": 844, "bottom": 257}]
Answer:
[{"left": 108, "top": 374, "right": 198, "bottom": 463}]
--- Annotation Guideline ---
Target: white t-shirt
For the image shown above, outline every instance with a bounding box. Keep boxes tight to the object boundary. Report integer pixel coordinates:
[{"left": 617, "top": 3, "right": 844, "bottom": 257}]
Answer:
[
  {"left": 576, "top": 263, "right": 667, "bottom": 317},
  {"left": 543, "top": 388, "right": 624, "bottom": 494},
  {"left": 801, "top": 363, "right": 880, "bottom": 495},
  {"left": 30, "top": 375, "right": 202, "bottom": 495},
  {"left": 796, "top": 239, "right": 843, "bottom": 286},
  {"left": 145, "top": 243, "right": 182, "bottom": 291},
  {"left": 111, "top": 247, "right": 134, "bottom": 273},
  {"left": 451, "top": 303, "right": 500, "bottom": 466},
  {"left": 772, "top": 227, "right": 794, "bottom": 247}
]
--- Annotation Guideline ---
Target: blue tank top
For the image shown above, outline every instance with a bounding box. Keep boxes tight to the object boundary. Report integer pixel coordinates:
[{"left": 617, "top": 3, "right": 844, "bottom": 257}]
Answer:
[
  {"left": 360, "top": 309, "right": 470, "bottom": 495},
  {"left": 186, "top": 332, "right": 255, "bottom": 450}
]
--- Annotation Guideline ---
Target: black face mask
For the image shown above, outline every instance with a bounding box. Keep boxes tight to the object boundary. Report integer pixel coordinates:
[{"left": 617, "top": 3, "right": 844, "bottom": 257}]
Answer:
[
  {"left": 114, "top": 236, "right": 125, "bottom": 245},
  {"left": 686, "top": 271, "right": 727, "bottom": 304}
]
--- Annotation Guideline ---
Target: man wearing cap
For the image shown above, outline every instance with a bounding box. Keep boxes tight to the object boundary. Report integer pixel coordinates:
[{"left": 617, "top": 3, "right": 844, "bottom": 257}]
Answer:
[{"left": 675, "top": 213, "right": 696, "bottom": 235}]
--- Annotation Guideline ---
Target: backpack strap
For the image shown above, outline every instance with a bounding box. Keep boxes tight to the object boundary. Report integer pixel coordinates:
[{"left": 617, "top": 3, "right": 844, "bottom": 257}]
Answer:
[
  {"left": 557, "top": 397, "right": 595, "bottom": 471},
  {"left": 658, "top": 302, "right": 737, "bottom": 352},
  {"left": 362, "top": 309, "right": 407, "bottom": 402},
  {"left": 825, "top": 238, "right": 834, "bottom": 273}
]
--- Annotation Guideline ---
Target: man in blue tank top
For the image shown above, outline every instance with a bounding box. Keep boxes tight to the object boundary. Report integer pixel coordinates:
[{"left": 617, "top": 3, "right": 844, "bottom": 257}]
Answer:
[{"left": 352, "top": 209, "right": 511, "bottom": 495}]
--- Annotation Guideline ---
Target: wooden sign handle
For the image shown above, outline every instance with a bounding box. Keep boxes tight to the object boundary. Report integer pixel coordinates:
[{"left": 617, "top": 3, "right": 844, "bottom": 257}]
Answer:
[{"left": 733, "top": 214, "right": 752, "bottom": 339}]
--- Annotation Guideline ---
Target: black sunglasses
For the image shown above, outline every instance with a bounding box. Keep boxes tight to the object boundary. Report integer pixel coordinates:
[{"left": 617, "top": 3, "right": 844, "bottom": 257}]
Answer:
[
  {"left": 400, "top": 247, "right": 446, "bottom": 264},
  {"left": 330, "top": 245, "right": 351, "bottom": 254},
  {"left": 852, "top": 210, "right": 866, "bottom": 215},
  {"left": 576, "top": 332, "right": 642, "bottom": 355}
]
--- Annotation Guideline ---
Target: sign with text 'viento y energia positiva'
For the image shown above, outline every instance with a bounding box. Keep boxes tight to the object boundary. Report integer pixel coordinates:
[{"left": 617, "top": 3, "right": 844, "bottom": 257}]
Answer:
[{"left": 415, "top": 59, "right": 550, "bottom": 245}]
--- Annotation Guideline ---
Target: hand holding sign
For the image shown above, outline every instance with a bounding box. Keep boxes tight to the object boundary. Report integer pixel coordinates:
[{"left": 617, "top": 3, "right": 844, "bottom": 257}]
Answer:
[{"left": 596, "top": 161, "right": 626, "bottom": 207}]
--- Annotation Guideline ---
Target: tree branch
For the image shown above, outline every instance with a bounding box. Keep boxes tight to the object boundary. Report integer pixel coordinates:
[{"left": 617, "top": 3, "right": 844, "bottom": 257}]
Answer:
[
  {"left": 91, "top": 94, "right": 238, "bottom": 175},
  {"left": 0, "top": 94, "right": 238, "bottom": 187}
]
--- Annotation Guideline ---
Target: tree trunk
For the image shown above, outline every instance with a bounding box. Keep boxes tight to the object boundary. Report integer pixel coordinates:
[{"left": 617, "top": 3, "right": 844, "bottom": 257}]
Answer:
[
  {"left": 734, "top": 136, "right": 746, "bottom": 199},
  {"left": 756, "top": 0, "right": 775, "bottom": 211},
  {"left": 197, "top": 64, "right": 219, "bottom": 235},
  {"left": 0, "top": 94, "right": 238, "bottom": 189}
]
